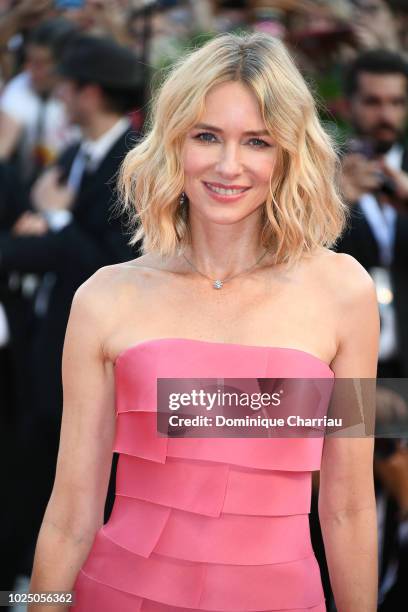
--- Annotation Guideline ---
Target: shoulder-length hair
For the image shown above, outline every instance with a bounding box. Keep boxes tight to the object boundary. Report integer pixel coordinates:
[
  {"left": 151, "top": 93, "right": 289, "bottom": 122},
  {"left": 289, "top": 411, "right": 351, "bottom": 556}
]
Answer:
[{"left": 117, "top": 31, "right": 348, "bottom": 265}]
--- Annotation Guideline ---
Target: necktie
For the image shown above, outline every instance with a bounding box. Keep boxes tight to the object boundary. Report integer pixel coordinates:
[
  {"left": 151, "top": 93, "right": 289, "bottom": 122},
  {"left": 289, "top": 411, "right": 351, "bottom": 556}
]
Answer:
[{"left": 67, "top": 146, "right": 92, "bottom": 194}]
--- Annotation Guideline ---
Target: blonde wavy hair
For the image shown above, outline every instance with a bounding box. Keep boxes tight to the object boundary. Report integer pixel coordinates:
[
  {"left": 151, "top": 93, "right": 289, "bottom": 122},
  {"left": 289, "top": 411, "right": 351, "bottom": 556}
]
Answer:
[{"left": 117, "top": 31, "right": 348, "bottom": 265}]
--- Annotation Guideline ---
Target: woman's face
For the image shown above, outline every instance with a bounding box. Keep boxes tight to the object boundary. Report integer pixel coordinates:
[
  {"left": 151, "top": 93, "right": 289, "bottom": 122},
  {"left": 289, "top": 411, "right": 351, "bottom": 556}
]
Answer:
[{"left": 181, "top": 81, "right": 277, "bottom": 225}]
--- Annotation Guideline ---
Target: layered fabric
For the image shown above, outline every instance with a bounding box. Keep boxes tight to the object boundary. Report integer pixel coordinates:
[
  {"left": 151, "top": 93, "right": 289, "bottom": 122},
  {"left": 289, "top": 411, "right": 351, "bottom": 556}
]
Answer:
[{"left": 71, "top": 337, "right": 334, "bottom": 611}]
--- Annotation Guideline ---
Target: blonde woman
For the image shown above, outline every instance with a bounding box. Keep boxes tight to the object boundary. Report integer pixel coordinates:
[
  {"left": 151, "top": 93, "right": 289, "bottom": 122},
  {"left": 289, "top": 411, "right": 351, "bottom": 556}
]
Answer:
[{"left": 29, "top": 32, "right": 379, "bottom": 612}]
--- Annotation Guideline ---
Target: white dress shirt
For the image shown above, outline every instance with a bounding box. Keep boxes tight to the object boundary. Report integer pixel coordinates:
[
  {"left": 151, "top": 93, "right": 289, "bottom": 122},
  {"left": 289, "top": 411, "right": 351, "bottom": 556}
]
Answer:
[
  {"left": 34, "top": 116, "right": 131, "bottom": 318},
  {"left": 358, "top": 143, "right": 404, "bottom": 361},
  {"left": 46, "top": 116, "right": 131, "bottom": 232},
  {"left": 359, "top": 144, "right": 403, "bottom": 267}
]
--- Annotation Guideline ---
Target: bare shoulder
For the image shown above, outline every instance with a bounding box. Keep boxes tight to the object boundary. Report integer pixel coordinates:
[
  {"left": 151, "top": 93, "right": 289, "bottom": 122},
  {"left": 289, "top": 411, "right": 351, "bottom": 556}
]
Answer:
[
  {"left": 69, "top": 264, "right": 127, "bottom": 328},
  {"left": 73, "top": 263, "right": 132, "bottom": 309},
  {"left": 309, "top": 247, "right": 377, "bottom": 305},
  {"left": 310, "top": 248, "right": 379, "bottom": 375},
  {"left": 70, "top": 256, "right": 169, "bottom": 339},
  {"left": 74, "top": 256, "right": 161, "bottom": 303},
  {"left": 306, "top": 248, "right": 379, "bottom": 356}
]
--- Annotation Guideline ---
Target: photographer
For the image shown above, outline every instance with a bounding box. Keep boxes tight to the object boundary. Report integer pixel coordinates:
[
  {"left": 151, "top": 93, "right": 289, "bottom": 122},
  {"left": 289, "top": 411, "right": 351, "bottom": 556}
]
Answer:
[
  {"left": 337, "top": 49, "right": 408, "bottom": 379},
  {"left": 335, "top": 48, "right": 408, "bottom": 610}
]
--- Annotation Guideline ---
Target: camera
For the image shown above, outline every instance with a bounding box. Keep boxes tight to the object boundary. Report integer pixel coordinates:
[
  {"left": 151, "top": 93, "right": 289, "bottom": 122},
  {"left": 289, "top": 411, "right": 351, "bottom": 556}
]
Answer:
[{"left": 345, "top": 138, "right": 397, "bottom": 198}]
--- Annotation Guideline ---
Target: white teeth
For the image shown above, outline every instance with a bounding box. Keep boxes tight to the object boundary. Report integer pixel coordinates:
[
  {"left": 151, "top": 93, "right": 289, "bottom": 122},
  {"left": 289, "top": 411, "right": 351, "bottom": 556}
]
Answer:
[{"left": 205, "top": 183, "right": 247, "bottom": 196}]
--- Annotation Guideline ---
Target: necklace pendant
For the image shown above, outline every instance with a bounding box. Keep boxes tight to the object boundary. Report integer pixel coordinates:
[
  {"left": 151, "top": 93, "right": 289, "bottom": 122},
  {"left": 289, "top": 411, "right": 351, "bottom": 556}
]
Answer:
[{"left": 213, "top": 279, "right": 223, "bottom": 289}]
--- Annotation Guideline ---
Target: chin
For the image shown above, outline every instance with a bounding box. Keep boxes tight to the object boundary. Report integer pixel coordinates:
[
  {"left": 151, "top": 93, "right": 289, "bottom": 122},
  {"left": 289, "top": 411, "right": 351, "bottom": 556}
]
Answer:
[
  {"left": 196, "top": 204, "right": 261, "bottom": 226},
  {"left": 375, "top": 139, "right": 395, "bottom": 154}
]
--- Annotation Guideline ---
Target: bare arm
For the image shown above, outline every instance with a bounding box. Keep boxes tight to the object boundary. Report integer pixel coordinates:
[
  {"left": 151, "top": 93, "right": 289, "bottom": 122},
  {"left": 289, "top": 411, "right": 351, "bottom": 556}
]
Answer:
[
  {"left": 28, "top": 268, "right": 117, "bottom": 611},
  {"left": 319, "top": 254, "right": 380, "bottom": 612},
  {"left": 0, "top": 1, "right": 52, "bottom": 48}
]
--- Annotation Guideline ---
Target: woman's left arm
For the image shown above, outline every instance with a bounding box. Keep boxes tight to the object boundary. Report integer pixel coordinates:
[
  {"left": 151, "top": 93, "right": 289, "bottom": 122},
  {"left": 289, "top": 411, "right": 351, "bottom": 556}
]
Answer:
[{"left": 319, "top": 253, "right": 380, "bottom": 612}]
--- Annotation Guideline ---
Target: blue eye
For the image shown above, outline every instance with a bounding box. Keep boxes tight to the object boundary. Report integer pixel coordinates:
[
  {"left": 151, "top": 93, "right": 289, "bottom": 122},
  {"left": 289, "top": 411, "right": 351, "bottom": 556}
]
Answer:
[
  {"left": 194, "top": 132, "right": 217, "bottom": 143},
  {"left": 249, "top": 138, "right": 269, "bottom": 148},
  {"left": 193, "top": 132, "right": 270, "bottom": 149}
]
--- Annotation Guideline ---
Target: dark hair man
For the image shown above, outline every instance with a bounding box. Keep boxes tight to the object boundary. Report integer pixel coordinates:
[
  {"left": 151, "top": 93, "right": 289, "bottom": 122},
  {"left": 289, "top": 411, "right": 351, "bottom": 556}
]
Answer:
[
  {"left": 0, "top": 34, "right": 144, "bottom": 592},
  {"left": 0, "top": 18, "right": 79, "bottom": 185},
  {"left": 335, "top": 49, "right": 408, "bottom": 611},
  {"left": 338, "top": 49, "right": 408, "bottom": 377}
]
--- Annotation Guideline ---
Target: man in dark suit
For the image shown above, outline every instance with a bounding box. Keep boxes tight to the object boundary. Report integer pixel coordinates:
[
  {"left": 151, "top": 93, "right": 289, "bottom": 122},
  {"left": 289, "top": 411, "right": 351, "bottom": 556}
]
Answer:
[
  {"left": 0, "top": 35, "right": 143, "bottom": 590},
  {"left": 336, "top": 49, "right": 408, "bottom": 377},
  {"left": 0, "top": 162, "right": 31, "bottom": 419},
  {"left": 0, "top": 162, "right": 33, "bottom": 596},
  {"left": 334, "top": 49, "right": 408, "bottom": 610}
]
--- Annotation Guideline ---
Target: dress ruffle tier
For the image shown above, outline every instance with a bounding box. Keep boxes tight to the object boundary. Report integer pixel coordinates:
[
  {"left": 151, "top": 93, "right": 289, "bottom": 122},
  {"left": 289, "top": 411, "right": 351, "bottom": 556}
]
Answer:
[{"left": 71, "top": 338, "right": 334, "bottom": 611}]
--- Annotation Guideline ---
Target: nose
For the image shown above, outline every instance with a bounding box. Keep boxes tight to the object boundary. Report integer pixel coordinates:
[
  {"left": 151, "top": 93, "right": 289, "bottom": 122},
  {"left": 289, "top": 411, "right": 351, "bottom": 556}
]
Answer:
[{"left": 214, "top": 143, "right": 243, "bottom": 177}]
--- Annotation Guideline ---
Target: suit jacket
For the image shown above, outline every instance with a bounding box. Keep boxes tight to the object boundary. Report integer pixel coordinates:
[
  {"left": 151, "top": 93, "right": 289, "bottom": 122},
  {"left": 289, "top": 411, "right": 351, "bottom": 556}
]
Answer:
[
  {"left": 0, "top": 163, "right": 33, "bottom": 421},
  {"left": 0, "top": 162, "right": 31, "bottom": 328},
  {"left": 0, "top": 126, "right": 141, "bottom": 423},
  {"left": 333, "top": 145, "right": 408, "bottom": 377}
]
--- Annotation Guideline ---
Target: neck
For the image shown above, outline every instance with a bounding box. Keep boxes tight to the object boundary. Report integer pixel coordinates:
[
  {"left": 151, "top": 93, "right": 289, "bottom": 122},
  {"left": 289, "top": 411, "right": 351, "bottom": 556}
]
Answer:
[
  {"left": 183, "top": 209, "right": 270, "bottom": 279},
  {"left": 82, "top": 113, "right": 124, "bottom": 141}
]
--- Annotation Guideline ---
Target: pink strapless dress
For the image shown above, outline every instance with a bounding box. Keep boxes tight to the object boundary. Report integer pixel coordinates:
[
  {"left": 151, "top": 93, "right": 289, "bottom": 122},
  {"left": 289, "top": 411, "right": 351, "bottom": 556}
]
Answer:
[{"left": 71, "top": 338, "right": 334, "bottom": 612}]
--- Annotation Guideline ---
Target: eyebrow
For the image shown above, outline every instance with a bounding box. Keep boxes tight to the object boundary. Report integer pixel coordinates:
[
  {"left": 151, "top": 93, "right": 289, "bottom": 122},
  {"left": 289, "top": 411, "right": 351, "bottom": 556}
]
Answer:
[{"left": 193, "top": 123, "right": 270, "bottom": 137}]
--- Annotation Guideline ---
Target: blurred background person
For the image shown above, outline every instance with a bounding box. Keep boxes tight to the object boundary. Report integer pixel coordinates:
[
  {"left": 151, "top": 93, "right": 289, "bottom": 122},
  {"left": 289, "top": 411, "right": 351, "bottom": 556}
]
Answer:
[
  {"left": 350, "top": 0, "right": 401, "bottom": 55},
  {"left": 0, "top": 17, "right": 79, "bottom": 188},
  {"left": 0, "top": 160, "right": 32, "bottom": 605},
  {"left": 335, "top": 48, "right": 408, "bottom": 610},
  {"left": 0, "top": 0, "right": 53, "bottom": 85},
  {"left": 0, "top": 33, "right": 144, "bottom": 598},
  {"left": 388, "top": 0, "right": 408, "bottom": 57},
  {"left": 337, "top": 49, "right": 408, "bottom": 378},
  {"left": 374, "top": 436, "right": 408, "bottom": 610},
  {"left": 0, "top": 20, "right": 81, "bottom": 597}
]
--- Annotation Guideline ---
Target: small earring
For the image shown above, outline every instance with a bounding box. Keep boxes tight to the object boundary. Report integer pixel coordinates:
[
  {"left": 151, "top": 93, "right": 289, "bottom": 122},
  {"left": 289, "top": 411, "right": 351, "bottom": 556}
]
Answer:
[{"left": 179, "top": 191, "right": 187, "bottom": 206}]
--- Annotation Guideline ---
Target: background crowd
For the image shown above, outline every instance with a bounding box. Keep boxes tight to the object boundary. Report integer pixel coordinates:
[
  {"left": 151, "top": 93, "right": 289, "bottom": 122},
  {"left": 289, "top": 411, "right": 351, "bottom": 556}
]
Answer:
[{"left": 0, "top": 1, "right": 408, "bottom": 611}]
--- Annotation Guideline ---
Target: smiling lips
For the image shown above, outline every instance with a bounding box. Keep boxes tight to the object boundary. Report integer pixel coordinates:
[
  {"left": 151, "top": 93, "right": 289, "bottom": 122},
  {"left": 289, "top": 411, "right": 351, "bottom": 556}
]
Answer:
[{"left": 203, "top": 181, "right": 250, "bottom": 196}]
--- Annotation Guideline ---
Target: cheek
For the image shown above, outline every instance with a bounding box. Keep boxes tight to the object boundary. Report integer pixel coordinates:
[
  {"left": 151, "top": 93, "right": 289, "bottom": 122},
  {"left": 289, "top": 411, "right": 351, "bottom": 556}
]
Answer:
[
  {"left": 395, "top": 108, "right": 407, "bottom": 123},
  {"left": 354, "top": 103, "right": 371, "bottom": 122},
  {"left": 182, "top": 144, "right": 210, "bottom": 178},
  {"left": 252, "top": 157, "right": 275, "bottom": 186}
]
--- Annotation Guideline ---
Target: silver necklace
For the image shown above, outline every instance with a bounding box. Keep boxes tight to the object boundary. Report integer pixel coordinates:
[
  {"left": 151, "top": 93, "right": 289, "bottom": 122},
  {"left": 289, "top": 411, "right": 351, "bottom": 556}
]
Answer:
[{"left": 182, "top": 249, "right": 269, "bottom": 289}]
